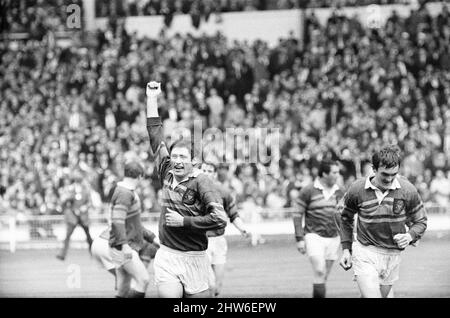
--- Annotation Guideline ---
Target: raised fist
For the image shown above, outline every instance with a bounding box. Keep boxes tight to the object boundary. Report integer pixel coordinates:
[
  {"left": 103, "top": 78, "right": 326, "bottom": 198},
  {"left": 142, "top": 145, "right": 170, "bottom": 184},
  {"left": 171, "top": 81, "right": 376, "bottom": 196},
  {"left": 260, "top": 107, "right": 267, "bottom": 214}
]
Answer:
[{"left": 146, "top": 81, "right": 161, "bottom": 97}]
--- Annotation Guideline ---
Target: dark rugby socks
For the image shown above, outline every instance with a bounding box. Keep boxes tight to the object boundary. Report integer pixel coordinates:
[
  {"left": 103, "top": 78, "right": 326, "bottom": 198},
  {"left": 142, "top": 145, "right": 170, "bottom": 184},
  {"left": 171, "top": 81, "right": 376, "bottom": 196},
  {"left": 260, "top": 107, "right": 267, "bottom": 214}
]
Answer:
[
  {"left": 313, "top": 283, "right": 326, "bottom": 298},
  {"left": 127, "top": 289, "right": 146, "bottom": 298}
]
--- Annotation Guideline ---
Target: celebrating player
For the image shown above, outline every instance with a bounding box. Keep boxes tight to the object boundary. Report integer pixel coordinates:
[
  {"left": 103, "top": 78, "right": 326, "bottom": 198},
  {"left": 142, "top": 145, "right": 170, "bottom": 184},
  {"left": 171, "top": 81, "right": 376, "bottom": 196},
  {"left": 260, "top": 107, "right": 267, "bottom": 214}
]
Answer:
[
  {"left": 339, "top": 145, "right": 427, "bottom": 298},
  {"left": 293, "top": 160, "right": 345, "bottom": 298},
  {"left": 146, "top": 81, "right": 228, "bottom": 298},
  {"left": 201, "top": 162, "right": 250, "bottom": 297},
  {"left": 107, "top": 161, "right": 152, "bottom": 298}
]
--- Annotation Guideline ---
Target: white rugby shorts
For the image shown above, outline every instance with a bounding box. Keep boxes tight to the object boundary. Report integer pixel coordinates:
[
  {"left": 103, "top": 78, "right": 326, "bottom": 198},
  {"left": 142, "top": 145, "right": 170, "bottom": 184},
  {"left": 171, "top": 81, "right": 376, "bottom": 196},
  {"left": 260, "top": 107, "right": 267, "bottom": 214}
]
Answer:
[
  {"left": 91, "top": 236, "right": 115, "bottom": 271},
  {"left": 153, "top": 244, "right": 210, "bottom": 295},
  {"left": 207, "top": 235, "right": 228, "bottom": 265},
  {"left": 110, "top": 246, "right": 135, "bottom": 268},
  {"left": 304, "top": 232, "right": 341, "bottom": 261},
  {"left": 352, "top": 241, "right": 401, "bottom": 285}
]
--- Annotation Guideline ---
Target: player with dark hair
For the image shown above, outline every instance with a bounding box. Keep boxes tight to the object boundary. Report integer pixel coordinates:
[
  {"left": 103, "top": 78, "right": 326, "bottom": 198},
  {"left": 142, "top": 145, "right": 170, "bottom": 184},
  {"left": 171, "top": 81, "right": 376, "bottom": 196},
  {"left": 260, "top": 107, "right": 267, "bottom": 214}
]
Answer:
[
  {"left": 201, "top": 162, "right": 250, "bottom": 297},
  {"left": 146, "top": 81, "right": 228, "bottom": 298},
  {"left": 106, "top": 160, "right": 153, "bottom": 298},
  {"left": 56, "top": 173, "right": 93, "bottom": 261},
  {"left": 91, "top": 177, "right": 160, "bottom": 289},
  {"left": 293, "top": 159, "right": 345, "bottom": 298},
  {"left": 339, "top": 145, "right": 427, "bottom": 298}
]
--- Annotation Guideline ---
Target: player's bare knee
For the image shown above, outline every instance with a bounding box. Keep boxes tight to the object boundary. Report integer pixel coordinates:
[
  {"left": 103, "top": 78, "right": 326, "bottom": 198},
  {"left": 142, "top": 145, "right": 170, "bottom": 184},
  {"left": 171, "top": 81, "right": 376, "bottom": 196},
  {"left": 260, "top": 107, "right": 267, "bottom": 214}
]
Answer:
[{"left": 314, "top": 267, "right": 326, "bottom": 278}]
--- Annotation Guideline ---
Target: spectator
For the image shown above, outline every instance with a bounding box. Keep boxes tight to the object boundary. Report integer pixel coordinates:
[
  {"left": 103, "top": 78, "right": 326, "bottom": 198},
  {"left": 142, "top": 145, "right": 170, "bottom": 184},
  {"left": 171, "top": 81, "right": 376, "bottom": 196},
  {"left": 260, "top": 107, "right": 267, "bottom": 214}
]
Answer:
[
  {"left": 206, "top": 88, "right": 225, "bottom": 127},
  {"left": 430, "top": 170, "right": 450, "bottom": 207}
]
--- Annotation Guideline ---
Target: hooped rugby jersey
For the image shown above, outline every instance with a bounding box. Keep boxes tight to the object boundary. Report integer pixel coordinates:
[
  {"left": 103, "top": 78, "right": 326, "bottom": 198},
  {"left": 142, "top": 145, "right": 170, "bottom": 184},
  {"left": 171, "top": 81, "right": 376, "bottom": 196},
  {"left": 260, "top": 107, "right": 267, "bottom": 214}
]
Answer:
[
  {"left": 293, "top": 179, "right": 345, "bottom": 241},
  {"left": 340, "top": 175, "right": 427, "bottom": 251},
  {"left": 104, "top": 183, "right": 156, "bottom": 251},
  {"left": 147, "top": 117, "right": 227, "bottom": 252}
]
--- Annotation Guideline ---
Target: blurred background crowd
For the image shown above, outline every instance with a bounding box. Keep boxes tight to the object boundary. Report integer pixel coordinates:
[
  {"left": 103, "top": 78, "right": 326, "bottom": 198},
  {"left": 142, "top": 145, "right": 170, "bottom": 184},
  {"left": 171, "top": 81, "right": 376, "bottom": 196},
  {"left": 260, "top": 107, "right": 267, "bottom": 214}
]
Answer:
[
  {"left": 95, "top": 0, "right": 413, "bottom": 18},
  {"left": 1, "top": 0, "right": 84, "bottom": 36},
  {"left": 93, "top": 0, "right": 415, "bottom": 29},
  {"left": 1, "top": 0, "right": 449, "bottom": 221}
]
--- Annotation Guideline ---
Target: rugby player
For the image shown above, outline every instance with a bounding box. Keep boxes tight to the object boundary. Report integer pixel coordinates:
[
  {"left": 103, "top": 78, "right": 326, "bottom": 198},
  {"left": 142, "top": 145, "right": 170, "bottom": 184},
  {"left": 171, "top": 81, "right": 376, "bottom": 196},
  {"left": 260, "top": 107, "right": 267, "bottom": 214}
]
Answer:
[
  {"left": 201, "top": 162, "right": 250, "bottom": 297},
  {"left": 107, "top": 161, "right": 153, "bottom": 298},
  {"left": 91, "top": 226, "right": 159, "bottom": 285},
  {"left": 293, "top": 160, "right": 345, "bottom": 298},
  {"left": 339, "top": 145, "right": 427, "bottom": 298},
  {"left": 146, "top": 81, "right": 228, "bottom": 298},
  {"left": 56, "top": 174, "right": 93, "bottom": 261}
]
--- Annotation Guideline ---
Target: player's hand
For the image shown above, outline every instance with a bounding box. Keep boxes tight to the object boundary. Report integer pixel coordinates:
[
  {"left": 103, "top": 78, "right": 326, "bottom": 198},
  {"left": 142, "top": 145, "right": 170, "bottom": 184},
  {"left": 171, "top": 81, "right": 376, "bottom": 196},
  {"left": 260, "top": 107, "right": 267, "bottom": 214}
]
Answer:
[
  {"left": 393, "top": 233, "right": 412, "bottom": 249},
  {"left": 296, "top": 240, "right": 306, "bottom": 254},
  {"left": 165, "top": 208, "right": 184, "bottom": 227},
  {"left": 339, "top": 249, "right": 352, "bottom": 270},
  {"left": 146, "top": 81, "right": 161, "bottom": 98}
]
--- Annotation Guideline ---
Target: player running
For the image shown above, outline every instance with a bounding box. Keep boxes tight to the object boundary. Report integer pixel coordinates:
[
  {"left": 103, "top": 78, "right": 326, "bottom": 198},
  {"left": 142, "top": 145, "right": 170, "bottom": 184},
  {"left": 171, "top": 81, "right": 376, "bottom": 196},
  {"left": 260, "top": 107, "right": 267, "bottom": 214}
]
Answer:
[
  {"left": 339, "top": 145, "right": 427, "bottom": 298},
  {"left": 293, "top": 160, "right": 345, "bottom": 298},
  {"left": 146, "top": 81, "right": 227, "bottom": 298},
  {"left": 107, "top": 161, "right": 153, "bottom": 298},
  {"left": 201, "top": 162, "right": 250, "bottom": 297}
]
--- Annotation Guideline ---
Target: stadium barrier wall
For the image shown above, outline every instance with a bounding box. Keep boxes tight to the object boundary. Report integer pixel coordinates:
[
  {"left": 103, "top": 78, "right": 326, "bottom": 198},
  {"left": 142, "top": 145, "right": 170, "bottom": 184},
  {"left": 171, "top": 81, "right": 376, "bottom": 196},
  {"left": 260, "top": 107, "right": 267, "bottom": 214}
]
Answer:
[
  {"left": 93, "top": 9, "right": 303, "bottom": 47},
  {"left": 89, "top": 2, "right": 447, "bottom": 47},
  {"left": 308, "top": 1, "right": 447, "bottom": 28},
  {"left": 5, "top": 2, "right": 446, "bottom": 48},
  {"left": 1, "top": 204, "right": 449, "bottom": 252}
]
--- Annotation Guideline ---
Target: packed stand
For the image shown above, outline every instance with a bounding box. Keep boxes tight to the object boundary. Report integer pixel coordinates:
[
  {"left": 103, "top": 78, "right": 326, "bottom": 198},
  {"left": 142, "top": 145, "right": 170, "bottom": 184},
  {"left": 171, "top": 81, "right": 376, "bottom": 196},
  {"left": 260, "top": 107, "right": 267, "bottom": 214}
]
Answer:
[
  {"left": 1, "top": 4, "right": 450, "bottom": 222},
  {"left": 1, "top": 0, "right": 83, "bottom": 39},
  {"left": 304, "top": 0, "right": 415, "bottom": 8},
  {"left": 93, "top": 0, "right": 415, "bottom": 31},
  {"left": 94, "top": 0, "right": 415, "bottom": 18}
]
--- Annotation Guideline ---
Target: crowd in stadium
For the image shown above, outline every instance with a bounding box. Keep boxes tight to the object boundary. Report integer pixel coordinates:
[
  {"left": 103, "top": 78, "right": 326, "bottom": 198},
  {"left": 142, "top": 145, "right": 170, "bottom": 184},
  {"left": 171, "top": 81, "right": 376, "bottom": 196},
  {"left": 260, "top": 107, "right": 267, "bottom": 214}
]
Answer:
[
  {"left": 95, "top": 0, "right": 414, "bottom": 18},
  {"left": 1, "top": 0, "right": 83, "bottom": 36},
  {"left": 93, "top": 0, "right": 417, "bottom": 29},
  {"left": 1, "top": 1, "right": 450, "bottom": 219}
]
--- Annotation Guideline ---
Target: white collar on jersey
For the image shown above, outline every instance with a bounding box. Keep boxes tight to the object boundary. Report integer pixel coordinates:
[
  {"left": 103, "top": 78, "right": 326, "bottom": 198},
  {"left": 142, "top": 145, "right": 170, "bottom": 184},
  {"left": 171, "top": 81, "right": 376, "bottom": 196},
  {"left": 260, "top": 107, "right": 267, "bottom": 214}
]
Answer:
[
  {"left": 313, "top": 178, "right": 340, "bottom": 201},
  {"left": 364, "top": 173, "right": 401, "bottom": 191},
  {"left": 313, "top": 178, "right": 339, "bottom": 193},
  {"left": 168, "top": 167, "right": 202, "bottom": 182},
  {"left": 168, "top": 168, "right": 202, "bottom": 189}
]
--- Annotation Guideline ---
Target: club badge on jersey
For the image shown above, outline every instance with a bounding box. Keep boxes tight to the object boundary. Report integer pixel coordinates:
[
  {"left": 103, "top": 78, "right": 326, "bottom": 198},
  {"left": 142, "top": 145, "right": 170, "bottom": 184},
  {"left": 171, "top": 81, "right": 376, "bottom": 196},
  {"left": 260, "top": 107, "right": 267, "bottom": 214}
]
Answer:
[
  {"left": 182, "top": 189, "right": 197, "bottom": 205},
  {"left": 393, "top": 199, "right": 405, "bottom": 214}
]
